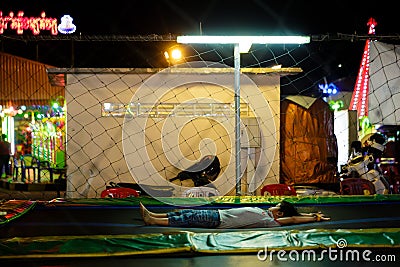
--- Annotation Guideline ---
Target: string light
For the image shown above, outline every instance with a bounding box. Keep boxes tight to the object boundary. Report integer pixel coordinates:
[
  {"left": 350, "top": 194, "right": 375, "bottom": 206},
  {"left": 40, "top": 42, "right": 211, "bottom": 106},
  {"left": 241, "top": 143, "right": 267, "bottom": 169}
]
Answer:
[{"left": 349, "top": 17, "right": 377, "bottom": 117}]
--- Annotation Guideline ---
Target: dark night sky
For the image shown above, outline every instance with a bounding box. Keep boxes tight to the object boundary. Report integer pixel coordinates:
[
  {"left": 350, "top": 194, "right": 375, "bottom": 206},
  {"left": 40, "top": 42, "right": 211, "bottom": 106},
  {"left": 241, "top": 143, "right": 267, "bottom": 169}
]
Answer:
[{"left": 1, "top": 0, "right": 398, "bottom": 36}]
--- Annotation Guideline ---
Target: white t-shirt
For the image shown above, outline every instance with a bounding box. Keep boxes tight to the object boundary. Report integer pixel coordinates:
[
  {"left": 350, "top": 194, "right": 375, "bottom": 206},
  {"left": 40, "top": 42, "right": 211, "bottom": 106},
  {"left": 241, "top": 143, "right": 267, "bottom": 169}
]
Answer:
[{"left": 217, "top": 207, "right": 281, "bottom": 228}]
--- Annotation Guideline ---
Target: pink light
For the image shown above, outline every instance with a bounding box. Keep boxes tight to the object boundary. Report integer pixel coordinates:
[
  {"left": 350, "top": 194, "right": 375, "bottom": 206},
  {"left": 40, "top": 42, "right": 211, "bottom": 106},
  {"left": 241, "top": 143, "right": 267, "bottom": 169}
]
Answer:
[
  {"left": 367, "top": 18, "right": 377, "bottom": 35},
  {"left": 350, "top": 18, "right": 377, "bottom": 117},
  {"left": 0, "top": 11, "right": 58, "bottom": 35}
]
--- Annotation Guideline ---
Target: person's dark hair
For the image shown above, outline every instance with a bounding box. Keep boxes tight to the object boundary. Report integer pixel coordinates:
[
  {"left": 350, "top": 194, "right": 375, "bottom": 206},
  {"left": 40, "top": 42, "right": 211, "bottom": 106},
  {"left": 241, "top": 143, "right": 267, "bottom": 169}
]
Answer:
[{"left": 278, "top": 200, "right": 299, "bottom": 217}]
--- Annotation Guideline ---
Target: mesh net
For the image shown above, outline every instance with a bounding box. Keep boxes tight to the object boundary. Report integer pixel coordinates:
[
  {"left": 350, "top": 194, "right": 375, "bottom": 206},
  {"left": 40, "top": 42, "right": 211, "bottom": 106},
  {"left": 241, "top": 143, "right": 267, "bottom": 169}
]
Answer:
[
  {"left": 1, "top": 35, "right": 400, "bottom": 200},
  {"left": 63, "top": 60, "right": 282, "bottom": 199}
]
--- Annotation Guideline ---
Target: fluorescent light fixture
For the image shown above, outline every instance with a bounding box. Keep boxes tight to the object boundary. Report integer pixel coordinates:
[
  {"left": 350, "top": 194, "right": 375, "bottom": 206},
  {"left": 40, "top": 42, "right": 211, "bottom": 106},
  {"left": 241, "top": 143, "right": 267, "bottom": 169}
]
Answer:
[
  {"left": 177, "top": 35, "right": 310, "bottom": 44},
  {"left": 177, "top": 35, "right": 310, "bottom": 53},
  {"left": 271, "top": 64, "right": 282, "bottom": 69}
]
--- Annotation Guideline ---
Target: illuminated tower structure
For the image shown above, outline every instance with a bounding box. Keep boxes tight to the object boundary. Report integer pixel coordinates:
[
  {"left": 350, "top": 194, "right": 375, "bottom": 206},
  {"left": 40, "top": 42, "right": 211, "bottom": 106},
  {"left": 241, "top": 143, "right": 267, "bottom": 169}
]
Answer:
[{"left": 349, "top": 17, "right": 377, "bottom": 118}]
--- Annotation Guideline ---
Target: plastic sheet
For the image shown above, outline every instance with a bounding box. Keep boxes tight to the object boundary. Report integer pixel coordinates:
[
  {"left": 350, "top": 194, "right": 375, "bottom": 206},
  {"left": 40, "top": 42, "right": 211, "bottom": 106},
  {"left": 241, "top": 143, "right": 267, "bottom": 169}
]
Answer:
[{"left": 1, "top": 228, "right": 399, "bottom": 259}]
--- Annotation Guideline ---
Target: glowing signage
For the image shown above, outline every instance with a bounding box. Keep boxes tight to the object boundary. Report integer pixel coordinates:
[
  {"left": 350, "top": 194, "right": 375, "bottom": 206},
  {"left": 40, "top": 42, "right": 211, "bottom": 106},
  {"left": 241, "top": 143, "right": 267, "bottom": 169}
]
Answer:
[
  {"left": 318, "top": 82, "right": 339, "bottom": 95},
  {"left": 329, "top": 100, "right": 344, "bottom": 111},
  {"left": 58, "top": 15, "right": 76, "bottom": 34},
  {"left": 349, "top": 17, "right": 377, "bottom": 118},
  {"left": 0, "top": 11, "right": 76, "bottom": 35},
  {"left": 0, "top": 11, "right": 57, "bottom": 35}
]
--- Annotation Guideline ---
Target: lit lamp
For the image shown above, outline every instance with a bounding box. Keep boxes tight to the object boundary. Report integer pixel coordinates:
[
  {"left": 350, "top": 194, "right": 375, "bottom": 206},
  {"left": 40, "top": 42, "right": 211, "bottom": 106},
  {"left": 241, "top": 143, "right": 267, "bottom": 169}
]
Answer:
[
  {"left": 177, "top": 35, "right": 310, "bottom": 53},
  {"left": 177, "top": 35, "right": 310, "bottom": 195},
  {"left": 164, "top": 47, "right": 183, "bottom": 66}
]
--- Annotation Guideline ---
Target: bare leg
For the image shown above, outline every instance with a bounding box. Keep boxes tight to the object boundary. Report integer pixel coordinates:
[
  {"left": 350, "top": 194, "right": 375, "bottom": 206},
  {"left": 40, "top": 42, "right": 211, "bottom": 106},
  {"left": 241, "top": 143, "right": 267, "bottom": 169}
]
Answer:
[
  {"left": 139, "top": 202, "right": 169, "bottom": 226},
  {"left": 139, "top": 202, "right": 168, "bottom": 218}
]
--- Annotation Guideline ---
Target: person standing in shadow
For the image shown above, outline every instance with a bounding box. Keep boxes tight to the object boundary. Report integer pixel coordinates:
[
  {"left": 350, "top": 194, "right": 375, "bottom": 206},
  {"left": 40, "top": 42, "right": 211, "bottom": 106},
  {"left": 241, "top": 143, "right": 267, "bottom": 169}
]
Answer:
[{"left": 0, "top": 134, "right": 11, "bottom": 178}]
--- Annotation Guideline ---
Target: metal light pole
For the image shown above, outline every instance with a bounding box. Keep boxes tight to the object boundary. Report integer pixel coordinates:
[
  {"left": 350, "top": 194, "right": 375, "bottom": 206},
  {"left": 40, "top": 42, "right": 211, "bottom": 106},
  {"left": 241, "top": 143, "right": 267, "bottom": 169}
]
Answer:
[
  {"left": 177, "top": 35, "right": 310, "bottom": 196},
  {"left": 233, "top": 43, "right": 242, "bottom": 195}
]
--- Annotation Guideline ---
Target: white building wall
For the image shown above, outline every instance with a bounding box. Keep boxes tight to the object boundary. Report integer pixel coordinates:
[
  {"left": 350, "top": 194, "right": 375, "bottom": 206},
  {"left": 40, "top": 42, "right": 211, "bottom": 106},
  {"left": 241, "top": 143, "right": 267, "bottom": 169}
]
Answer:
[{"left": 64, "top": 68, "right": 282, "bottom": 198}]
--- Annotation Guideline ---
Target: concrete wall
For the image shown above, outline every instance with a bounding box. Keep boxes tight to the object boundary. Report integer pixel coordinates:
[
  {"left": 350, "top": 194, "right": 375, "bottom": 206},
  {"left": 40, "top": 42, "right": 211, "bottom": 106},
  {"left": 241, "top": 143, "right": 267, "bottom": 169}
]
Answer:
[{"left": 64, "top": 68, "right": 283, "bottom": 198}]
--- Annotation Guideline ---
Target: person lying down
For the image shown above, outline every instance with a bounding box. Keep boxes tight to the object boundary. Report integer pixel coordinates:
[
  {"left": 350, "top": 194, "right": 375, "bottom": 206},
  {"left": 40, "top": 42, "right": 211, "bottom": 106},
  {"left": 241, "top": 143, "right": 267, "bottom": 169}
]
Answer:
[{"left": 139, "top": 200, "right": 330, "bottom": 228}]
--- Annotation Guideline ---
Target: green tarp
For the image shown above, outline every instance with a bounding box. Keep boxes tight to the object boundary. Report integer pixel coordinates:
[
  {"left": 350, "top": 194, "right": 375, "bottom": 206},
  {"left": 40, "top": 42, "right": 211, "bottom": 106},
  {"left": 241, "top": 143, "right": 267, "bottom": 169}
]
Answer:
[
  {"left": 2, "top": 195, "right": 400, "bottom": 259},
  {"left": 51, "top": 194, "right": 400, "bottom": 207},
  {"left": 1, "top": 228, "right": 399, "bottom": 259}
]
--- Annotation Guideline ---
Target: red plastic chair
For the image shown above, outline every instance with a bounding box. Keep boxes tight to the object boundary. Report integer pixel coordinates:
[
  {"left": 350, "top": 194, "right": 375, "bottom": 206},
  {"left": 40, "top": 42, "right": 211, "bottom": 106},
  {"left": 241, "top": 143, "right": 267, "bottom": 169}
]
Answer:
[
  {"left": 392, "top": 181, "right": 400, "bottom": 194},
  {"left": 101, "top": 187, "right": 139, "bottom": 198},
  {"left": 261, "top": 184, "right": 297, "bottom": 196},
  {"left": 340, "top": 178, "right": 376, "bottom": 195}
]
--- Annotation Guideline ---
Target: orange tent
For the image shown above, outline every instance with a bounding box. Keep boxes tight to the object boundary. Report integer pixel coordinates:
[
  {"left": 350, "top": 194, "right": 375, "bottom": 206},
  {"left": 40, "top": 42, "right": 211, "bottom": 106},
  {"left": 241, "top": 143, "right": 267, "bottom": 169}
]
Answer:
[{"left": 280, "top": 96, "right": 338, "bottom": 185}]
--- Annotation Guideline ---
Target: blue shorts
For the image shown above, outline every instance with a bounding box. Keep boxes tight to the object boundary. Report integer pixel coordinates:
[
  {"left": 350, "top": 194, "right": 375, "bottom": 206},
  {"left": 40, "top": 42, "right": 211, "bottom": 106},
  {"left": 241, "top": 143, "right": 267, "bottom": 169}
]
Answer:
[{"left": 167, "top": 209, "right": 221, "bottom": 228}]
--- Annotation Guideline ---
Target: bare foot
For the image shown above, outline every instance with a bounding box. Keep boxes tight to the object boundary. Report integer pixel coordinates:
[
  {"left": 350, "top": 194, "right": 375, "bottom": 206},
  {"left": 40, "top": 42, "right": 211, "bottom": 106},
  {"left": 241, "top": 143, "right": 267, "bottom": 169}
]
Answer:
[
  {"left": 139, "top": 202, "right": 146, "bottom": 218},
  {"left": 140, "top": 202, "right": 152, "bottom": 225}
]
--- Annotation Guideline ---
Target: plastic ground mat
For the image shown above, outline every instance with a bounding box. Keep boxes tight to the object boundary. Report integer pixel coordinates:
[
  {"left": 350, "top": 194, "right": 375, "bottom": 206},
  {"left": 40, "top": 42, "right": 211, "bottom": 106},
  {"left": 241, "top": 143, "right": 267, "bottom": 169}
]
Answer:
[
  {"left": 0, "top": 200, "right": 36, "bottom": 225},
  {"left": 0, "top": 228, "right": 399, "bottom": 259}
]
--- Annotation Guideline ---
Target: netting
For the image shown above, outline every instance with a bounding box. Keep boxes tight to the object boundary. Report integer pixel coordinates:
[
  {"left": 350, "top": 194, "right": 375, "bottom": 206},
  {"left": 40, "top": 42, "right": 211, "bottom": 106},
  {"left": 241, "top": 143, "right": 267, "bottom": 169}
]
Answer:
[
  {"left": 368, "top": 41, "right": 400, "bottom": 125},
  {"left": 1, "top": 35, "right": 400, "bottom": 200},
  {"left": 64, "top": 62, "right": 282, "bottom": 199},
  {"left": 56, "top": 41, "right": 351, "bottom": 199}
]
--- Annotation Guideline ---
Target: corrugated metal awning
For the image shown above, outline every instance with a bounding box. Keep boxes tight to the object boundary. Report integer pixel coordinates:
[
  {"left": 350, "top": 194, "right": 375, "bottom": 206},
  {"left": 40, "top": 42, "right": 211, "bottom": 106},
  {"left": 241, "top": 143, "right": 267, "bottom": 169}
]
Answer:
[{"left": 0, "top": 52, "right": 65, "bottom": 107}]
